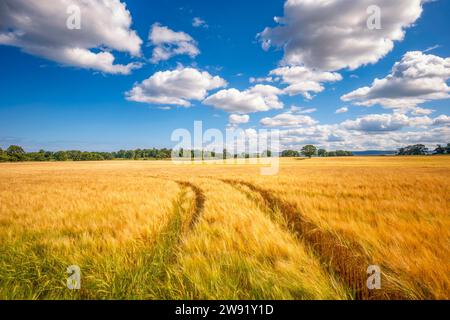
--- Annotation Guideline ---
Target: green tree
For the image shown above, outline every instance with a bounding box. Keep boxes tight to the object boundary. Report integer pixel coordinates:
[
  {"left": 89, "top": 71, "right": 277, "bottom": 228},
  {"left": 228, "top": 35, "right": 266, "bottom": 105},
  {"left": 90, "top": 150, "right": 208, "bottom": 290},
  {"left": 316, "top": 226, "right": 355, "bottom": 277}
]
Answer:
[
  {"left": 301, "top": 145, "right": 317, "bottom": 158},
  {"left": 397, "top": 144, "right": 428, "bottom": 155},
  {"left": 0, "top": 148, "right": 10, "bottom": 162},
  {"left": 6, "top": 145, "right": 26, "bottom": 161},
  {"left": 80, "top": 152, "right": 93, "bottom": 161},
  {"left": 116, "top": 150, "right": 127, "bottom": 159},
  {"left": 101, "top": 152, "right": 114, "bottom": 160},
  {"left": 67, "top": 150, "right": 81, "bottom": 161},
  {"left": 281, "top": 150, "right": 300, "bottom": 157},
  {"left": 318, "top": 149, "right": 327, "bottom": 157},
  {"left": 27, "top": 151, "right": 46, "bottom": 161},
  {"left": 54, "top": 151, "right": 68, "bottom": 161},
  {"left": 434, "top": 145, "right": 446, "bottom": 154},
  {"left": 134, "top": 149, "right": 144, "bottom": 159},
  {"left": 125, "top": 150, "right": 135, "bottom": 159}
]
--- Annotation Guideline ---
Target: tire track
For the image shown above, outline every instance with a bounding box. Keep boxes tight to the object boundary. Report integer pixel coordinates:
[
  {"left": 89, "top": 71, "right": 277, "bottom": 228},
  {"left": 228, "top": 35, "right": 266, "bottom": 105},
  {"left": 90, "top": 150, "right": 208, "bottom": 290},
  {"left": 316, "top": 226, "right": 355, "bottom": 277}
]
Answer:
[
  {"left": 175, "top": 181, "right": 205, "bottom": 231},
  {"left": 144, "top": 178, "right": 205, "bottom": 298},
  {"left": 148, "top": 176, "right": 205, "bottom": 232},
  {"left": 221, "top": 179, "right": 406, "bottom": 300}
]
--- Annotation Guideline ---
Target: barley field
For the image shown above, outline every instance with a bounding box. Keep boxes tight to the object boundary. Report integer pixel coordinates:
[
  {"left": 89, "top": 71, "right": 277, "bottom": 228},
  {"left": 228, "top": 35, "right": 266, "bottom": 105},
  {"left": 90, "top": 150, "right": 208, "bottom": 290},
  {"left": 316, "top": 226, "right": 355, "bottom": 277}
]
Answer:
[{"left": 0, "top": 157, "right": 449, "bottom": 300}]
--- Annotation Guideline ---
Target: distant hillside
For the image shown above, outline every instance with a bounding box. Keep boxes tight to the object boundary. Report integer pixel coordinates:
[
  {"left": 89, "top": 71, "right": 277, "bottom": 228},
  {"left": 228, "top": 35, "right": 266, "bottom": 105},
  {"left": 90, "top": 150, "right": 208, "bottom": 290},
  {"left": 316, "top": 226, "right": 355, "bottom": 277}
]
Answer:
[{"left": 352, "top": 150, "right": 397, "bottom": 156}]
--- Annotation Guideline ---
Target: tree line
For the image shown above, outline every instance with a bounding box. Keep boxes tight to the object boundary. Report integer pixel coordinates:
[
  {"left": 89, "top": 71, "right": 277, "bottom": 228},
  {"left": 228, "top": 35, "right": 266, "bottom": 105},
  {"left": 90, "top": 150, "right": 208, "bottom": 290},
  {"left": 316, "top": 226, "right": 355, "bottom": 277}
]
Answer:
[
  {"left": 1, "top": 143, "right": 449, "bottom": 162},
  {"left": 0, "top": 145, "right": 173, "bottom": 162},
  {"left": 0, "top": 146, "right": 267, "bottom": 162},
  {"left": 281, "top": 145, "right": 354, "bottom": 158},
  {"left": 0, "top": 144, "right": 351, "bottom": 162},
  {"left": 397, "top": 143, "right": 450, "bottom": 155}
]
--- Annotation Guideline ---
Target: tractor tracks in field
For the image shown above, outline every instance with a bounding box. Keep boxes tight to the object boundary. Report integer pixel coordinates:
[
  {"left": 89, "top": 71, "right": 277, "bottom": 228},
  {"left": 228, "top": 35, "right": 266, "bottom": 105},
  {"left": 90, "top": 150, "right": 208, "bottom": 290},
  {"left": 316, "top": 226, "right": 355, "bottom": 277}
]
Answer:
[
  {"left": 148, "top": 176, "right": 406, "bottom": 299},
  {"left": 220, "top": 179, "right": 406, "bottom": 300},
  {"left": 152, "top": 178, "right": 205, "bottom": 253},
  {"left": 149, "top": 176, "right": 205, "bottom": 234},
  {"left": 145, "top": 177, "right": 205, "bottom": 297},
  {"left": 175, "top": 181, "right": 205, "bottom": 231}
]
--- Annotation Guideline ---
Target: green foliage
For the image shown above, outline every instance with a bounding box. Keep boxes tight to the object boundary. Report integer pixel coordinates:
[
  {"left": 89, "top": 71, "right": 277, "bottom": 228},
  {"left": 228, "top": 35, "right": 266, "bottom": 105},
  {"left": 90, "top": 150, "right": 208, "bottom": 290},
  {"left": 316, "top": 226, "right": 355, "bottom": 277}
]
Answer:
[
  {"left": 318, "top": 149, "right": 327, "bottom": 157},
  {"left": 281, "top": 148, "right": 353, "bottom": 158},
  {"left": 0, "top": 145, "right": 175, "bottom": 162},
  {"left": 281, "top": 150, "right": 300, "bottom": 157},
  {"left": 27, "top": 150, "right": 49, "bottom": 161},
  {"left": 301, "top": 145, "right": 317, "bottom": 158},
  {"left": 434, "top": 145, "right": 446, "bottom": 154},
  {"left": 54, "top": 151, "right": 68, "bottom": 161},
  {"left": 6, "top": 145, "right": 26, "bottom": 161},
  {"left": 5, "top": 141, "right": 447, "bottom": 164},
  {"left": 397, "top": 144, "right": 429, "bottom": 155},
  {"left": 336, "top": 150, "right": 353, "bottom": 156},
  {"left": 0, "top": 148, "right": 10, "bottom": 162}
]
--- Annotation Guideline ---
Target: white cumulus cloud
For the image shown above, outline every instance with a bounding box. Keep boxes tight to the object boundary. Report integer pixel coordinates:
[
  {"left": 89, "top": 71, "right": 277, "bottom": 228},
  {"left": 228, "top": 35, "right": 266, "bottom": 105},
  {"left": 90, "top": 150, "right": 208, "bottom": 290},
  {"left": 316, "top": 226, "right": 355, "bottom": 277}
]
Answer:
[
  {"left": 340, "top": 113, "right": 440, "bottom": 132},
  {"left": 341, "top": 51, "right": 450, "bottom": 110},
  {"left": 203, "top": 85, "right": 284, "bottom": 113},
  {"left": 0, "top": 0, "right": 142, "bottom": 74},
  {"left": 259, "top": 0, "right": 427, "bottom": 71},
  {"left": 336, "top": 107, "right": 349, "bottom": 114},
  {"left": 291, "top": 106, "right": 317, "bottom": 114},
  {"left": 270, "top": 66, "right": 342, "bottom": 99},
  {"left": 229, "top": 114, "right": 250, "bottom": 125},
  {"left": 149, "top": 23, "right": 199, "bottom": 63},
  {"left": 433, "top": 115, "right": 450, "bottom": 126},
  {"left": 411, "top": 107, "right": 435, "bottom": 116},
  {"left": 277, "top": 113, "right": 450, "bottom": 151},
  {"left": 260, "top": 112, "right": 318, "bottom": 128},
  {"left": 126, "top": 67, "right": 227, "bottom": 106}
]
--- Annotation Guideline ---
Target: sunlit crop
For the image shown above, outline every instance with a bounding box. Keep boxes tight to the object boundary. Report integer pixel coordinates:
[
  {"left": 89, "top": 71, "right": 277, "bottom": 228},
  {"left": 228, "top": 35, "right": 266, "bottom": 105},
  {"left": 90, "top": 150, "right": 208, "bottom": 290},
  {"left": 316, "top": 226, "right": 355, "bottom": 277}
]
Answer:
[{"left": 1, "top": 157, "right": 448, "bottom": 299}]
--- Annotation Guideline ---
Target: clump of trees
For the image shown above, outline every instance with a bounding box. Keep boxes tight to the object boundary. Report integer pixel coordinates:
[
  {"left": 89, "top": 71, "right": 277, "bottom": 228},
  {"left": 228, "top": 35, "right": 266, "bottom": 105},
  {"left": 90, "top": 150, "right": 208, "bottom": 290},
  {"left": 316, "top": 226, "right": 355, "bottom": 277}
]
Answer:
[
  {"left": 0, "top": 145, "right": 27, "bottom": 162},
  {"left": 0, "top": 145, "right": 174, "bottom": 162},
  {"left": 281, "top": 150, "right": 300, "bottom": 157},
  {"left": 281, "top": 145, "right": 353, "bottom": 158},
  {"left": 0, "top": 145, "right": 276, "bottom": 162},
  {"left": 174, "top": 148, "right": 272, "bottom": 160},
  {"left": 397, "top": 144, "right": 450, "bottom": 155},
  {"left": 1, "top": 145, "right": 26, "bottom": 162},
  {"left": 433, "top": 143, "right": 450, "bottom": 155},
  {"left": 317, "top": 149, "right": 353, "bottom": 157},
  {"left": 397, "top": 144, "right": 429, "bottom": 155},
  {"left": 113, "top": 148, "right": 172, "bottom": 160}
]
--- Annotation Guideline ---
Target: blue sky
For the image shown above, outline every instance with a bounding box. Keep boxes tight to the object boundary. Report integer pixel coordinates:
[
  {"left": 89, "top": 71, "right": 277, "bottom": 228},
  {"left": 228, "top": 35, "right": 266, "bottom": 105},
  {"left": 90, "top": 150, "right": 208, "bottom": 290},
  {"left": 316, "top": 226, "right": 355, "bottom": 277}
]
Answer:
[{"left": 0, "top": 0, "right": 449, "bottom": 151}]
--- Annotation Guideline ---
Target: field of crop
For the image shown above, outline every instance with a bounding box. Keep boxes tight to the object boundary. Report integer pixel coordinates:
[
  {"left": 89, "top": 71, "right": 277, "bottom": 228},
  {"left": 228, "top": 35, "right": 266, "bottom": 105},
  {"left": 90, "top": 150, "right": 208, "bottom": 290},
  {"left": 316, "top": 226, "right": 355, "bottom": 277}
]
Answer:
[{"left": 0, "top": 156, "right": 449, "bottom": 300}]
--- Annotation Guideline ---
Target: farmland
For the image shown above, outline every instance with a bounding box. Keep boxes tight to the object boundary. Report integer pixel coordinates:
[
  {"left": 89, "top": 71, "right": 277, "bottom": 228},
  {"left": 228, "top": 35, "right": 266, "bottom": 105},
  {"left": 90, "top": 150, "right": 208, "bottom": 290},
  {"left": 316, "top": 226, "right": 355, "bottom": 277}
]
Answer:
[{"left": 0, "top": 156, "right": 449, "bottom": 300}]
